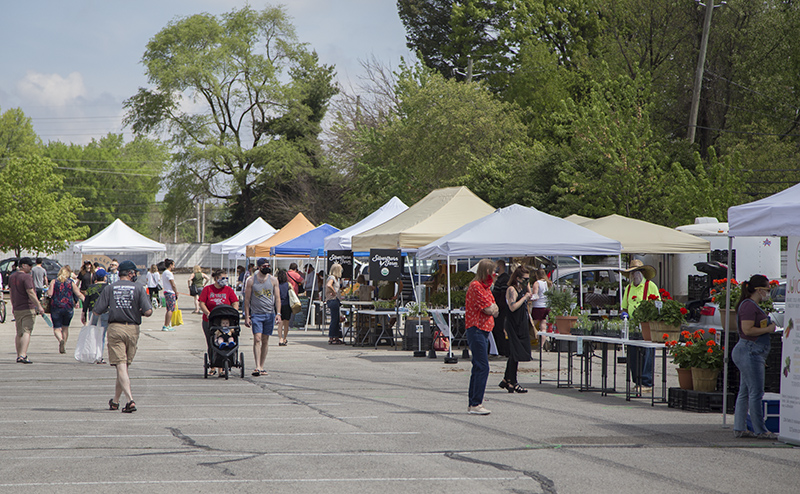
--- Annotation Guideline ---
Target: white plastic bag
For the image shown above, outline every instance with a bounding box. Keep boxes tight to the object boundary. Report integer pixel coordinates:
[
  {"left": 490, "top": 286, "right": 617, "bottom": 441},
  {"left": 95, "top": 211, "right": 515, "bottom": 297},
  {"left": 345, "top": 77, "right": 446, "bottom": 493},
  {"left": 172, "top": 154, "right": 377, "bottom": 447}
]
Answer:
[{"left": 74, "top": 323, "right": 104, "bottom": 364}]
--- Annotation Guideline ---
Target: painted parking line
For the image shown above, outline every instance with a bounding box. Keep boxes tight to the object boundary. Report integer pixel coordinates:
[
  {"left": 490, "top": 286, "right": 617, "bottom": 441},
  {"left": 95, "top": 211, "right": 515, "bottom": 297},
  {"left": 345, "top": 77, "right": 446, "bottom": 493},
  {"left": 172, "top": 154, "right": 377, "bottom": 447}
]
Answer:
[
  {"left": 0, "top": 431, "right": 420, "bottom": 440},
  {"left": 0, "top": 416, "right": 377, "bottom": 424},
  {"left": 0, "top": 476, "right": 529, "bottom": 487},
  {"left": 0, "top": 403, "right": 343, "bottom": 410}
]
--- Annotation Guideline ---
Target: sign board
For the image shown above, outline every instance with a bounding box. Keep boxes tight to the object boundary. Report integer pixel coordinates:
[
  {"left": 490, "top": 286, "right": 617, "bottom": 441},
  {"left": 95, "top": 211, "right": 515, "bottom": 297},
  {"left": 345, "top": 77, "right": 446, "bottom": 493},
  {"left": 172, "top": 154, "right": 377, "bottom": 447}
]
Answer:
[
  {"left": 82, "top": 254, "right": 149, "bottom": 274},
  {"left": 327, "top": 250, "right": 353, "bottom": 279},
  {"left": 781, "top": 236, "right": 800, "bottom": 444},
  {"left": 369, "top": 249, "right": 404, "bottom": 282}
]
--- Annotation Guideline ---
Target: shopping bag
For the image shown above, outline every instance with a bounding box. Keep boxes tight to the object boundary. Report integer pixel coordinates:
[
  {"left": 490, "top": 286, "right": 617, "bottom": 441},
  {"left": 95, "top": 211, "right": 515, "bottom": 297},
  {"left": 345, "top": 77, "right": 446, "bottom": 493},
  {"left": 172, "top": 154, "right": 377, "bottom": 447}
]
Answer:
[
  {"left": 42, "top": 295, "right": 52, "bottom": 314},
  {"left": 171, "top": 307, "right": 184, "bottom": 327},
  {"left": 432, "top": 329, "right": 450, "bottom": 352},
  {"left": 288, "top": 287, "right": 302, "bottom": 314},
  {"left": 74, "top": 323, "right": 104, "bottom": 364}
]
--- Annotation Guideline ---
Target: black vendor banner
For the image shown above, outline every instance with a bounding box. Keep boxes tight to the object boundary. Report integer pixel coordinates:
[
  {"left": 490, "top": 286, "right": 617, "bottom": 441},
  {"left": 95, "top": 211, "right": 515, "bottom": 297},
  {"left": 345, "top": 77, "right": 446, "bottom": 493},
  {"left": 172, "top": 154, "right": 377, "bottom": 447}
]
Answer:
[
  {"left": 327, "top": 250, "right": 353, "bottom": 279},
  {"left": 369, "top": 249, "right": 404, "bottom": 282}
]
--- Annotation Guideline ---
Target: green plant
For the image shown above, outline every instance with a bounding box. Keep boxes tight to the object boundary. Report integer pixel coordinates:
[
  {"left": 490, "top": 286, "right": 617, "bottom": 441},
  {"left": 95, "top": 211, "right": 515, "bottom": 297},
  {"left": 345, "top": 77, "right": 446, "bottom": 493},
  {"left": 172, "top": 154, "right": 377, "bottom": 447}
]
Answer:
[
  {"left": 546, "top": 286, "right": 579, "bottom": 316},
  {"left": 428, "top": 289, "right": 467, "bottom": 309},
  {"left": 374, "top": 300, "right": 396, "bottom": 310},
  {"left": 405, "top": 301, "right": 429, "bottom": 318},
  {"left": 449, "top": 271, "right": 476, "bottom": 290},
  {"left": 712, "top": 278, "right": 777, "bottom": 312},
  {"left": 631, "top": 289, "right": 687, "bottom": 327},
  {"left": 665, "top": 328, "right": 722, "bottom": 370},
  {"left": 576, "top": 313, "right": 592, "bottom": 331}
]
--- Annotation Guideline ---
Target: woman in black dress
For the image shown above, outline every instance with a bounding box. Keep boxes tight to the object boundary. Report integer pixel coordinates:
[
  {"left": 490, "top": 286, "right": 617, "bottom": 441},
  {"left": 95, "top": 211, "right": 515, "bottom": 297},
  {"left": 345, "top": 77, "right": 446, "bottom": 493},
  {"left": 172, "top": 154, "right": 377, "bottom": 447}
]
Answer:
[{"left": 499, "top": 265, "right": 533, "bottom": 393}]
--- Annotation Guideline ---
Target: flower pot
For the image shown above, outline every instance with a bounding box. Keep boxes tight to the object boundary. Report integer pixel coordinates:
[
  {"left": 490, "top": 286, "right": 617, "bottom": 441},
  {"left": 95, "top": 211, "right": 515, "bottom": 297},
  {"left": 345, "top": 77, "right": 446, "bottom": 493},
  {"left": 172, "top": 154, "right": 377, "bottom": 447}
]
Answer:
[
  {"left": 676, "top": 367, "right": 694, "bottom": 390},
  {"left": 640, "top": 322, "right": 651, "bottom": 341},
  {"left": 719, "top": 308, "right": 736, "bottom": 332},
  {"left": 648, "top": 321, "right": 682, "bottom": 343},
  {"left": 691, "top": 367, "right": 720, "bottom": 392},
  {"left": 555, "top": 316, "right": 578, "bottom": 335}
]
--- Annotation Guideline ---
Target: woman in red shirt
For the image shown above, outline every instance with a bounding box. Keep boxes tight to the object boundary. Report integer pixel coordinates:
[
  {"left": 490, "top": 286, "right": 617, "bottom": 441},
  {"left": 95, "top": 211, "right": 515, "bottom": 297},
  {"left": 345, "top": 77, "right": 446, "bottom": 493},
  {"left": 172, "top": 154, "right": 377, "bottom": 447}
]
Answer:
[
  {"left": 199, "top": 269, "right": 239, "bottom": 375},
  {"left": 465, "top": 259, "right": 499, "bottom": 415}
]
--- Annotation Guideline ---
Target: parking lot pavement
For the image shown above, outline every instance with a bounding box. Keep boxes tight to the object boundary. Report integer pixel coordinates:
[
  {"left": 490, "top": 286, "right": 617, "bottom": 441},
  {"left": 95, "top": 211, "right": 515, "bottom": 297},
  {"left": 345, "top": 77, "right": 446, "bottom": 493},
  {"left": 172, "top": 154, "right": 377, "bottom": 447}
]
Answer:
[{"left": 1, "top": 303, "right": 799, "bottom": 494}]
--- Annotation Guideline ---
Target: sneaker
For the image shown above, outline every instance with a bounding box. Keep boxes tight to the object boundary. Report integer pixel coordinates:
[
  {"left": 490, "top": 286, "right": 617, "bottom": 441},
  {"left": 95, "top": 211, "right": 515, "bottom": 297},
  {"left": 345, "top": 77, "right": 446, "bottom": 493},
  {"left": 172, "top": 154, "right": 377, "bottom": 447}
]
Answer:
[
  {"left": 59, "top": 340, "right": 66, "bottom": 354},
  {"left": 638, "top": 386, "right": 653, "bottom": 394},
  {"left": 755, "top": 431, "right": 778, "bottom": 440},
  {"left": 734, "top": 430, "right": 755, "bottom": 438},
  {"left": 468, "top": 404, "right": 491, "bottom": 415},
  {"left": 162, "top": 325, "right": 175, "bottom": 332}
]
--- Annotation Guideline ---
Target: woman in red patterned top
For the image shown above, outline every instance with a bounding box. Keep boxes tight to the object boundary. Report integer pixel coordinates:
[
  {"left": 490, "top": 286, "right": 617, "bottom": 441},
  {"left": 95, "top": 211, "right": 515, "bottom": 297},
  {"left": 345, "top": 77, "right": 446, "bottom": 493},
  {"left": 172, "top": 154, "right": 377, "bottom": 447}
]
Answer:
[{"left": 465, "top": 259, "right": 499, "bottom": 415}]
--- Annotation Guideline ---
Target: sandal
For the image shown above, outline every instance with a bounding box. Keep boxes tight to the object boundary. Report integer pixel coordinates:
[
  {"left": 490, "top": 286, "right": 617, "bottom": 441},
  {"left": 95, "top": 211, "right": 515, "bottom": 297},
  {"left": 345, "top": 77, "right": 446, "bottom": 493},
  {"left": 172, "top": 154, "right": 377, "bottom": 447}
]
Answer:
[
  {"left": 121, "top": 401, "right": 136, "bottom": 413},
  {"left": 252, "top": 370, "right": 262, "bottom": 376},
  {"left": 16, "top": 356, "right": 33, "bottom": 364},
  {"left": 511, "top": 383, "right": 528, "bottom": 394},
  {"left": 108, "top": 399, "right": 119, "bottom": 411},
  {"left": 498, "top": 380, "right": 513, "bottom": 393},
  {"left": 208, "top": 369, "right": 217, "bottom": 376}
]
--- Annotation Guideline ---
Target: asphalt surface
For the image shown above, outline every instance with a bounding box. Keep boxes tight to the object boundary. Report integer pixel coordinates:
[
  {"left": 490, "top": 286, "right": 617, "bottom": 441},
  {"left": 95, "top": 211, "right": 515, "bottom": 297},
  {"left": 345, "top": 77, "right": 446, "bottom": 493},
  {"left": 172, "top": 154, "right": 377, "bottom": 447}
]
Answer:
[{"left": 1, "top": 276, "right": 798, "bottom": 493}]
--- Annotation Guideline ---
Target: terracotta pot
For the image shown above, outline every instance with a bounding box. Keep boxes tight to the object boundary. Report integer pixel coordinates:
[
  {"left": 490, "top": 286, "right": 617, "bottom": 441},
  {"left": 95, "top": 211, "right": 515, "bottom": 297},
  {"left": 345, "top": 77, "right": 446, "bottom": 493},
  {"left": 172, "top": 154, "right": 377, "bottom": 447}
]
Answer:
[
  {"left": 691, "top": 367, "right": 720, "bottom": 392},
  {"left": 719, "top": 308, "right": 736, "bottom": 332},
  {"left": 648, "top": 321, "right": 682, "bottom": 343},
  {"left": 555, "top": 316, "right": 578, "bottom": 335},
  {"left": 676, "top": 367, "right": 694, "bottom": 390}
]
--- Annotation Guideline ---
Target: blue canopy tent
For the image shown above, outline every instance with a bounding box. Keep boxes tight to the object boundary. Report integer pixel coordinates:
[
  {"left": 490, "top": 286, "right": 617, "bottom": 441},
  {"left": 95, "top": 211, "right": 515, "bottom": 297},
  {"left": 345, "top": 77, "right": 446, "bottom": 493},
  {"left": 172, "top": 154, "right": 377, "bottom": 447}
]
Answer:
[{"left": 270, "top": 224, "right": 340, "bottom": 256}]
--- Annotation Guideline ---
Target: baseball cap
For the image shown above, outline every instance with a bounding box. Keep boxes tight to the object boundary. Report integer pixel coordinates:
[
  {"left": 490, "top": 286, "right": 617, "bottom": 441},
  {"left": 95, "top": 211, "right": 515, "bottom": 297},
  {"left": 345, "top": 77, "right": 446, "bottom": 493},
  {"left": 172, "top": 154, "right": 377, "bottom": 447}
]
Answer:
[
  {"left": 95, "top": 268, "right": 107, "bottom": 278},
  {"left": 118, "top": 260, "right": 137, "bottom": 272},
  {"left": 256, "top": 258, "right": 269, "bottom": 267},
  {"left": 19, "top": 257, "right": 34, "bottom": 266}
]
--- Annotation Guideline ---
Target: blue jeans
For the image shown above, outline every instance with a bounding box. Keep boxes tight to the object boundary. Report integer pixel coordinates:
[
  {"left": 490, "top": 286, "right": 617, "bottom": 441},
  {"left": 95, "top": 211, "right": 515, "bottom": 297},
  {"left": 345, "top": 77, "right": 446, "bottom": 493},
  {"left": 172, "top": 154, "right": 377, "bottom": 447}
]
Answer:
[
  {"left": 466, "top": 326, "right": 490, "bottom": 407},
  {"left": 732, "top": 335, "right": 771, "bottom": 433},
  {"left": 629, "top": 347, "right": 654, "bottom": 387},
  {"left": 327, "top": 299, "right": 342, "bottom": 338}
]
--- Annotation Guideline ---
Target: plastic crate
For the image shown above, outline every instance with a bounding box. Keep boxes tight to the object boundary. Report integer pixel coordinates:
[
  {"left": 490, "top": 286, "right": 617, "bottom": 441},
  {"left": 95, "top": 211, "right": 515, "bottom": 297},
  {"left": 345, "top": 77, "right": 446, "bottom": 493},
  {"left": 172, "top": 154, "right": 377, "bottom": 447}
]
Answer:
[{"left": 668, "top": 388, "right": 735, "bottom": 413}]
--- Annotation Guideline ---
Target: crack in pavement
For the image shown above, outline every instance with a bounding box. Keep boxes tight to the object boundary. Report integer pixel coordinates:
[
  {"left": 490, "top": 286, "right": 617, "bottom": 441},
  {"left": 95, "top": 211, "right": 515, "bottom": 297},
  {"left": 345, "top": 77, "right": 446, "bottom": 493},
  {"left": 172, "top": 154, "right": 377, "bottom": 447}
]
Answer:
[
  {"left": 167, "top": 427, "right": 213, "bottom": 451},
  {"left": 245, "top": 378, "right": 359, "bottom": 428},
  {"left": 444, "top": 451, "right": 557, "bottom": 494}
]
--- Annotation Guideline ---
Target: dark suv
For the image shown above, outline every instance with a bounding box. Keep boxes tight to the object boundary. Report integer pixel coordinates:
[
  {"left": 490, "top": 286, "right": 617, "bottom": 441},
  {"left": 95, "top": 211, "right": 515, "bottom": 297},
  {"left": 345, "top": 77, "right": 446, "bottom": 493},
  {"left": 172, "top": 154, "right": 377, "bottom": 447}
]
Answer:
[{"left": 1, "top": 257, "right": 62, "bottom": 289}]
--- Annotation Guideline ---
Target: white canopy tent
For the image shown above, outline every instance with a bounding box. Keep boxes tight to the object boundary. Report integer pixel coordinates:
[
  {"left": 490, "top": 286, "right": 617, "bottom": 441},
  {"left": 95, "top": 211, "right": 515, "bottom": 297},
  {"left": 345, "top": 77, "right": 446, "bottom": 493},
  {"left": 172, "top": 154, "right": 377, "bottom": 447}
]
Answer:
[
  {"left": 74, "top": 219, "right": 166, "bottom": 253},
  {"left": 417, "top": 204, "right": 622, "bottom": 361},
  {"left": 324, "top": 196, "right": 408, "bottom": 253},
  {"left": 210, "top": 217, "right": 277, "bottom": 262},
  {"left": 722, "top": 182, "right": 800, "bottom": 433}
]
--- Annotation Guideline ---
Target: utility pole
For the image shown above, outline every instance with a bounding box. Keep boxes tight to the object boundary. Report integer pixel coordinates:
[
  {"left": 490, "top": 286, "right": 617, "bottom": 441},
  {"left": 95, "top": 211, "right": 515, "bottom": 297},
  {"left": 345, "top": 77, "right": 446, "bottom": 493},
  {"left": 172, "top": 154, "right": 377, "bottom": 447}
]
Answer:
[{"left": 688, "top": 0, "right": 725, "bottom": 144}]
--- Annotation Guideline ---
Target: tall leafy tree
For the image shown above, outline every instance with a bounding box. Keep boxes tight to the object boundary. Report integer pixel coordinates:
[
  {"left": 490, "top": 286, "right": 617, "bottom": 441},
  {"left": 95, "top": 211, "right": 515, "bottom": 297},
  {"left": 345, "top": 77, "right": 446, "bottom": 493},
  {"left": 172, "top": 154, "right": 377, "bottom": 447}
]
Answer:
[
  {"left": 0, "top": 155, "right": 87, "bottom": 256},
  {"left": 0, "top": 107, "right": 40, "bottom": 159},
  {"left": 44, "top": 134, "right": 168, "bottom": 236},
  {"left": 123, "top": 5, "right": 339, "bottom": 236}
]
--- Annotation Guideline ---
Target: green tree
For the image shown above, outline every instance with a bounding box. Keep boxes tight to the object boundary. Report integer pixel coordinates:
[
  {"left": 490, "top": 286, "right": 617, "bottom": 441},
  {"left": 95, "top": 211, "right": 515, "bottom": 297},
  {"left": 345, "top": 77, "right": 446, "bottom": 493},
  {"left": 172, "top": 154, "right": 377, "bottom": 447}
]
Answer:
[
  {"left": 0, "top": 107, "right": 41, "bottom": 159},
  {"left": 44, "top": 134, "right": 168, "bottom": 236},
  {"left": 0, "top": 155, "right": 87, "bottom": 256},
  {"left": 341, "top": 61, "right": 535, "bottom": 217},
  {"left": 123, "top": 5, "right": 340, "bottom": 236}
]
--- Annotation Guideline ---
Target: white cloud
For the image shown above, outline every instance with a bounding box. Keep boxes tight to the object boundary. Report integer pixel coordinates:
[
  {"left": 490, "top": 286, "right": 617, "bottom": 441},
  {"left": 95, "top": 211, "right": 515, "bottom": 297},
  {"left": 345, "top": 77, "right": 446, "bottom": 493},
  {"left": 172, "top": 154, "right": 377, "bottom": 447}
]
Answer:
[{"left": 16, "top": 71, "right": 86, "bottom": 107}]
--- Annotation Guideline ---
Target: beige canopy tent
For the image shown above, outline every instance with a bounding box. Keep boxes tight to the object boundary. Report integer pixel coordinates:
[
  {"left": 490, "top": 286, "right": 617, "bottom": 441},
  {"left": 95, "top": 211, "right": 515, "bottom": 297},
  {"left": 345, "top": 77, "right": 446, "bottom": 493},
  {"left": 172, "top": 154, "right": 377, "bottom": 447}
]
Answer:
[
  {"left": 350, "top": 186, "right": 495, "bottom": 251},
  {"left": 578, "top": 214, "right": 710, "bottom": 253},
  {"left": 245, "top": 213, "right": 315, "bottom": 258},
  {"left": 564, "top": 214, "right": 592, "bottom": 226}
]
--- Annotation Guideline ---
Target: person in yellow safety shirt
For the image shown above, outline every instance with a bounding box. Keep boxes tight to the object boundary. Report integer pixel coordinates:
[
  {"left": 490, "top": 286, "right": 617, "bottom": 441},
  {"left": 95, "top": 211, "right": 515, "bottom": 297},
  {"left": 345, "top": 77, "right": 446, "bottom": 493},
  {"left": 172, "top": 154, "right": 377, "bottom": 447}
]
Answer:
[{"left": 621, "top": 259, "right": 660, "bottom": 392}]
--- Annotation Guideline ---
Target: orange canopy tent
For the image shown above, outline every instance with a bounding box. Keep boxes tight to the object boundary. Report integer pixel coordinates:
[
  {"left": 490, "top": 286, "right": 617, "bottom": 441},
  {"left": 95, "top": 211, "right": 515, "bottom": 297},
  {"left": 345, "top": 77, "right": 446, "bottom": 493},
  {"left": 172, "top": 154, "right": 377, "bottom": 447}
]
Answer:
[{"left": 245, "top": 213, "right": 315, "bottom": 258}]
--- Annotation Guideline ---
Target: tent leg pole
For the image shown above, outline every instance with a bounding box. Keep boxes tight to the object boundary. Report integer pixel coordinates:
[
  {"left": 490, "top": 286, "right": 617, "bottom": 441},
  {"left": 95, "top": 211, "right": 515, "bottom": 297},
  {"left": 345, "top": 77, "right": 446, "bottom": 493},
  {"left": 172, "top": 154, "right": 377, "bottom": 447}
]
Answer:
[
  {"left": 444, "top": 255, "right": 457, "bottom": 363},
  {"left": 722, "top": 236, "right": 733, "bottom": 427}
]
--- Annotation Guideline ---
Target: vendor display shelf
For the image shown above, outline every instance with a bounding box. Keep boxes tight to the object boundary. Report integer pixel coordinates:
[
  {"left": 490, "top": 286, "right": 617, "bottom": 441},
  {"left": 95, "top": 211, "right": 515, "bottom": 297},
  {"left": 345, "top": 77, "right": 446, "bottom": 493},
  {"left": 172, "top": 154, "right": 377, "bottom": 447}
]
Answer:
[{"left": 668, "top": 388, "right": 735, "bottom": 414}]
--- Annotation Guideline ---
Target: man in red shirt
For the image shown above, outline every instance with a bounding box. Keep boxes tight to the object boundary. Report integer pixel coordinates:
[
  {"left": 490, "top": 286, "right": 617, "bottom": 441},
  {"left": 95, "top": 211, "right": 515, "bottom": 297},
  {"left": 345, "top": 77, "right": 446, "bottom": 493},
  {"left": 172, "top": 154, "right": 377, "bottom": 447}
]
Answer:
[{"left": 465, "top": 259, "right": 499, "bottom": 415}]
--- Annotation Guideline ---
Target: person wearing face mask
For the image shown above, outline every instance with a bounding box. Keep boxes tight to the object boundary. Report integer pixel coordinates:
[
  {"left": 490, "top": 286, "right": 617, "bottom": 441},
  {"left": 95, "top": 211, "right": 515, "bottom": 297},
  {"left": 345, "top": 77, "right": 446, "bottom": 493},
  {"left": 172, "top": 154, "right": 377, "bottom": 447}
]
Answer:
[
  {"left": 732, "top": 274, "right": 779, "bottom": 439},
  {"left": 465, "top": 259, "right": 500, "bottom": 415},
  {"left": 500, "top": 265, "right": 533, "bottom": 394},
  {"left": 199, "top": 269, "right": 239, "bottom": 375},
  {"left": 621, "top": 259, "right": 660, "bottom": 393},
  {"left": 243, "top": 258, "right": 280, "bottom": 376}
]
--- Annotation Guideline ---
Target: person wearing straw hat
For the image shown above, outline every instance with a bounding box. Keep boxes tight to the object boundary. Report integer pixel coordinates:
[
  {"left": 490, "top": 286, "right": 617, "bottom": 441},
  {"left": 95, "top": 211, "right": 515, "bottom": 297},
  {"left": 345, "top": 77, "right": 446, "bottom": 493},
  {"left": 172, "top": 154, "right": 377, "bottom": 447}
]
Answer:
[{"left": 621, "top": 259, "right": 661, "bottom": 392}]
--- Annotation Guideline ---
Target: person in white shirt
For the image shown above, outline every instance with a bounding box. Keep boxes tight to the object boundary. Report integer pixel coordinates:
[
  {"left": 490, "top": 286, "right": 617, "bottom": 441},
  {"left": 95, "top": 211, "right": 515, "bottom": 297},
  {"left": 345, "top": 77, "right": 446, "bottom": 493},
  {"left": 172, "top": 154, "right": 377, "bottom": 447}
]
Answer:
[{"left": 160, "top": 259, "right": 178, "bottom": 331}]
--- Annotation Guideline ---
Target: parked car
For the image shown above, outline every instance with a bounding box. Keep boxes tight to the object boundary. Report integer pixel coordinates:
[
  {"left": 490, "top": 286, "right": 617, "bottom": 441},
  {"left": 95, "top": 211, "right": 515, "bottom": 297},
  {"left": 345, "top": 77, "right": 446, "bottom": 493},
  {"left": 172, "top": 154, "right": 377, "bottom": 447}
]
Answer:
[
  {"left": 0, "top": 257, "right": 62, "bottom": 289},
  {"left": 770, "top": 280, "right": 786, "bottom": 327}
]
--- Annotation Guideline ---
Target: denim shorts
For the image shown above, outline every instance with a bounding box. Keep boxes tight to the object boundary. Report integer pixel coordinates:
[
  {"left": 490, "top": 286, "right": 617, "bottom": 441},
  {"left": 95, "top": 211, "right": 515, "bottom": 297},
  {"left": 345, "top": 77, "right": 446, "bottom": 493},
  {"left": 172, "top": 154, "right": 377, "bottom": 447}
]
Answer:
[
  {"left": 51, "top": 307, "right": 74, "bottom": 329},
  {"left": 251, "top": 312, "right": 275, "bottom": 335}
]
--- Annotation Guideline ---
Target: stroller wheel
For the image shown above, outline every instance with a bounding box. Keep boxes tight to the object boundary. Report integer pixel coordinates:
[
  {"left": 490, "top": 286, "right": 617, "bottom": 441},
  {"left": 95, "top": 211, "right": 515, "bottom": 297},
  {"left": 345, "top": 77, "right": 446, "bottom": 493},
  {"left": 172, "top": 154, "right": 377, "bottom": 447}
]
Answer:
[
  {"left": 224, "top": 361, "right": 230, "bottom": 380},
  {"left": 204, "top": 353, "right": 209, "bottom": 379},
  {"left": 240, "top": 352, "right": 245, "bottom": 378}
]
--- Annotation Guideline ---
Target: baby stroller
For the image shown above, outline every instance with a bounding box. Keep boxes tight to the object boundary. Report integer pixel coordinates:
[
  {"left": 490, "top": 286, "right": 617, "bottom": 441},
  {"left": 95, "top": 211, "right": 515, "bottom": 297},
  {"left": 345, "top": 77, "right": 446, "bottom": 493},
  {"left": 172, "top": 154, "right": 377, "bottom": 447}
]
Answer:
[{"left": 204, "top": 304, "right": 245, "bottom": 380}]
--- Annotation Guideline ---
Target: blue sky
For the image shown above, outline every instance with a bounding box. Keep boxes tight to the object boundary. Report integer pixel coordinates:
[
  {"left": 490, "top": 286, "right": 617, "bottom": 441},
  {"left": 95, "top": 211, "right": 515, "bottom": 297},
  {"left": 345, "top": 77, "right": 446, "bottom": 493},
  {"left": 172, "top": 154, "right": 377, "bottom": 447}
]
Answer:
[{"left": 0, "top": 1, "right": 412, "bottom": 144}]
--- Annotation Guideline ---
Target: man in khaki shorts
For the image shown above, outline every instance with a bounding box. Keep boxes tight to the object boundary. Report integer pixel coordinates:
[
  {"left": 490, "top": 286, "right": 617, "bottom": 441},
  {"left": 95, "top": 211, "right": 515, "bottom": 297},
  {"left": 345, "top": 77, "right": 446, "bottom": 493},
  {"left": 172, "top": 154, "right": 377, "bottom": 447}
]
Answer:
[
  {"left": 9, "top": 258, "right": 45, "bottom": 364},
  {"left": 92, "top": 260, "right": 152, "bottom": 413}
]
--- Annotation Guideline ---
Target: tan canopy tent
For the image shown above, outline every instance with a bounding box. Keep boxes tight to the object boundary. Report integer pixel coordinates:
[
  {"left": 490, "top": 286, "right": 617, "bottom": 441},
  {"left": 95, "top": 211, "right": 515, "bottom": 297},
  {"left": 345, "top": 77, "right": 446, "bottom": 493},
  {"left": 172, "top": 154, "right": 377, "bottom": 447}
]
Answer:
[
  {"left": 245, "top": 213, "right": 315, "bottom": 258},
  {"left": 351, "top": 186, "right": 495, "bottom": 251},
  {"left": 564, "top": 214, "right": 592, "bottom": 226},
  {"left": 579, "top": 214, "right": 710, "bottom": 253}
]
